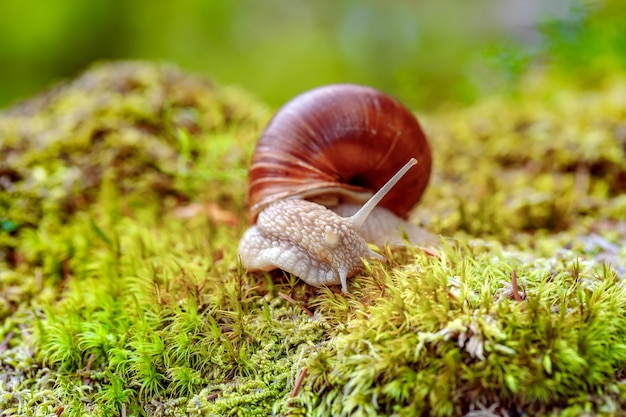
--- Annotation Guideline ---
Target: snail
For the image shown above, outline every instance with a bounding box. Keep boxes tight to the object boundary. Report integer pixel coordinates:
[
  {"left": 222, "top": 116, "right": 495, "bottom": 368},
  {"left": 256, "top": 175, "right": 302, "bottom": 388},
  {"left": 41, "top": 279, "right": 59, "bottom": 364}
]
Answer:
[{"left": 238, "top": 84, "right": 433, "bottom": 293}]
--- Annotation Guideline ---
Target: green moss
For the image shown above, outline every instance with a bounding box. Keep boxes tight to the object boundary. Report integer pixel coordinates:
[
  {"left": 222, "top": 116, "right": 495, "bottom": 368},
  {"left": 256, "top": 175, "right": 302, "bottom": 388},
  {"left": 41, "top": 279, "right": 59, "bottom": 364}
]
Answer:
[
  {"left": 297, "top": 247, "right": 626, "bottom": 415},
  {"left": 422, "top": 74, "right": 626, "bottom": 241},
  {"left": 1, "top": 62, "right": 626, "bottom": 416}
]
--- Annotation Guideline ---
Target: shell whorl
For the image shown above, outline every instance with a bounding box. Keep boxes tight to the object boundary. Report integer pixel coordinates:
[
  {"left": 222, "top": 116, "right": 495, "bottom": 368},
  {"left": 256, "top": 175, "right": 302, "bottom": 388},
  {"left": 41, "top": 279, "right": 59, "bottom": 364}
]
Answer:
[{"left": 248, "top": 83, "right": 432, "bottom": 221}]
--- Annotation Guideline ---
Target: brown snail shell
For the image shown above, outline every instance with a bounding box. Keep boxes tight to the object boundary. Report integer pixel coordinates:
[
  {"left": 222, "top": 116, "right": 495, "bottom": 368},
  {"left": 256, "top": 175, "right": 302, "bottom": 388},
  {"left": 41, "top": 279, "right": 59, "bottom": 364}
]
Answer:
[{"left": 247, "top": 83, "right": 432, "bottom": 222}]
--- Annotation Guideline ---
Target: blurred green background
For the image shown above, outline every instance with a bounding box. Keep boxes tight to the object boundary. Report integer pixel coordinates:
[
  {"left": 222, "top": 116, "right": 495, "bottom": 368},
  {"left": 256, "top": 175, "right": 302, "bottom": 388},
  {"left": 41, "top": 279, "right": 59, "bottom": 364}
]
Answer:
[{"left": 0, "top": 0, "right": 624, "bottom": 110}]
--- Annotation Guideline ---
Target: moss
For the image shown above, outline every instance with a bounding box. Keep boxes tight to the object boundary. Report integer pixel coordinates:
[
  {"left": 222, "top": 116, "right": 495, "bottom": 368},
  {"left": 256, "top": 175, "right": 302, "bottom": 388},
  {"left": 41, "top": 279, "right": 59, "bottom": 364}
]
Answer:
[
  {"left": 297, "top": 247, "right": 626, "bottom": 416},
  {"left": 0, "top": 61, "right": 266, "bottom": 237},
  {"left": 1, "top": 61, "right": 626, "bottom": 416},
  {"left": 421, "top": 73, "right": 626, "bottom": 241}
]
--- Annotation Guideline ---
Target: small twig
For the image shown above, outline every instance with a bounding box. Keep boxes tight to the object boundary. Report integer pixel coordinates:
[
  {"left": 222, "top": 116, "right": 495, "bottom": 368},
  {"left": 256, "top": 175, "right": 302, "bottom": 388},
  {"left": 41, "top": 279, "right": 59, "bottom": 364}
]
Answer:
[
  {"left": 446, "top": 289, "right": 459, "bottom": 302},
  {"left": 278, "top": 292, "right": 313, "bottom": 316},
  {"left": 82, "top": 353, "right": 95, "bottom": 385},
  {"left": 55, "top": 406, "right": 64, "bottom": 416},
  {"left": 86, "top": 353, "right": 95, "bottom": 371},
  {"left": 290, "top": 367, "right": 308, "bottom": 398},
  {"left": 207, "top": 392, "right": 220, "bottom": 401},
  {"left": 0, "top": 331, "right": 15, "bottom": 353},
  {"left": 420, "top": 247, "right": 440, "bottom": 259},
  {"left": 196, "top": 276, "right": 209, "bottom": 298},
  {"left": 511, "top": 269, "right": 523, "bottom": 302},
  {"left": 122, "top": 403, "right": 127, "bottom": 417}
]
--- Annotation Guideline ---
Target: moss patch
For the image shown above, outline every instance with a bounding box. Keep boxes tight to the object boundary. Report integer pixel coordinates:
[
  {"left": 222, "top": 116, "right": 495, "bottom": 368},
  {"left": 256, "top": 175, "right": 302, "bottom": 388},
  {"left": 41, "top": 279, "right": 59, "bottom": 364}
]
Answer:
[{"left": 1, "top": 62, "right": 626, "bottom": 416}]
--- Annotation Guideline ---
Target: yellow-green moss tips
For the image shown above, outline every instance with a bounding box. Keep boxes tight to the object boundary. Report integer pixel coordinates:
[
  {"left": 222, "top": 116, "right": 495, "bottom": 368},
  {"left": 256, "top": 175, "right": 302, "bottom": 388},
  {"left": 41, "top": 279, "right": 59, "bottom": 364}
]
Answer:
[{"left": 1, "top": 61, "right": 626, "bottom": 416}]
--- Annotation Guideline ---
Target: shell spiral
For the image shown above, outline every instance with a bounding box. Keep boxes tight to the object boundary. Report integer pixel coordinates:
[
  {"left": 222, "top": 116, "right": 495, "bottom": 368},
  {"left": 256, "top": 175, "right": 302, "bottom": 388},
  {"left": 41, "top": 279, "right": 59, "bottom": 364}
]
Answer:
[{"left": 248, "top": 84, "right": 432, "bottom": 221}]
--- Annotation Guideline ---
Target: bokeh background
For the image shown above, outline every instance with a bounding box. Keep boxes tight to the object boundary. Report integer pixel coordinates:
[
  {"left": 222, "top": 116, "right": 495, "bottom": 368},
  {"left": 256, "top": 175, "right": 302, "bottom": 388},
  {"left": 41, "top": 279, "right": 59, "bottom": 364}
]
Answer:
[{"left": 0, "top": 0, "right": 624, "bottom": 110}]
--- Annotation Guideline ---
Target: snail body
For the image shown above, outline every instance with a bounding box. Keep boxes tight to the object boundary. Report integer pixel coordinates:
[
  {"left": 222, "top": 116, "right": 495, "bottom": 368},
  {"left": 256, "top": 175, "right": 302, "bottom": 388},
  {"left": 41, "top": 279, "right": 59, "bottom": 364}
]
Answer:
[{"left": 238, "top": 84, "right": 433, "bottom": 293}]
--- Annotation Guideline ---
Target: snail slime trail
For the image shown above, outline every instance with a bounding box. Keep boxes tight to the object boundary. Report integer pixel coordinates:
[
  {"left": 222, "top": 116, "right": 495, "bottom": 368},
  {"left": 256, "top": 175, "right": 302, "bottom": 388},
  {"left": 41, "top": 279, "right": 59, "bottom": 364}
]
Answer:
[{"left": 238, "top": 158, "right": 418, "bottom": 293}]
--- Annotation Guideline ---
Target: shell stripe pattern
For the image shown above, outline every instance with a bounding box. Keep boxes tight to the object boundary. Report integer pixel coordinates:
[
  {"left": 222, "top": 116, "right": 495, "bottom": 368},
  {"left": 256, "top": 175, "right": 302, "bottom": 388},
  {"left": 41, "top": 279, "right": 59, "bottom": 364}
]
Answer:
[{"left": 247, "top": 83, "right": 432, "bottom": 221}]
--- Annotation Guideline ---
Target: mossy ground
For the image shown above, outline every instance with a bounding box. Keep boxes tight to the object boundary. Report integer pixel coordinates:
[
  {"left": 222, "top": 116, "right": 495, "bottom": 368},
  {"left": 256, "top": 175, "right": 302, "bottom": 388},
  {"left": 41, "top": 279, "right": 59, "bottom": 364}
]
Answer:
[{"left": 1, "top": 62, "right": 625, "bottom": 416}]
